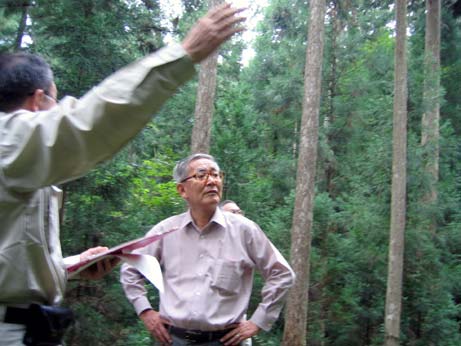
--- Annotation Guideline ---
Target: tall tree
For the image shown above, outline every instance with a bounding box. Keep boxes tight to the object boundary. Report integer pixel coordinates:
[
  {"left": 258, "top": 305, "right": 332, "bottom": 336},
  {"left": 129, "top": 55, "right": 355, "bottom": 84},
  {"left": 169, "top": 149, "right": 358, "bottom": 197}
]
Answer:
[
  {"left": 384, "top": 0, "right": 408, "bottom": 345},
  {"left": 0, "top": 0, "right": 30, "bottom": 51},
  {"left": 282, "top": 0, "right": 326, "bottom": 345},
  {"left": 316, "top": 3, "right": 345, "bottom": 342},
  {"left": 13, "top": 0, "right": 30, "bottom": 51},
  {"left": 190, "top": 0, "right": 222, "bottom": 153},
  {"left": 420, "top": 0, "right": 441, "bottom": 232}
]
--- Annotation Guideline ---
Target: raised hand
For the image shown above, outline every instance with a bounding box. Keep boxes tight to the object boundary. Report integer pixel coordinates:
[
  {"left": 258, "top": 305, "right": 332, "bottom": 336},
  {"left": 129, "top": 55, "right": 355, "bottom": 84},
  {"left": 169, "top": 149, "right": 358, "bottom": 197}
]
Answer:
[{"left": 182, "top": 3, "right": 246, "bottom": 63}]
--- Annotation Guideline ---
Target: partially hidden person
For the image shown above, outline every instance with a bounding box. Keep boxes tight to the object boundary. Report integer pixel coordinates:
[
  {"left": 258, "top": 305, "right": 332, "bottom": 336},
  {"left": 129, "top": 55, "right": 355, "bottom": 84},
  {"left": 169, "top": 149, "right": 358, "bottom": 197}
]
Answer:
[{"left": 121, "top": 153, "right": 295, "bottom": 346}]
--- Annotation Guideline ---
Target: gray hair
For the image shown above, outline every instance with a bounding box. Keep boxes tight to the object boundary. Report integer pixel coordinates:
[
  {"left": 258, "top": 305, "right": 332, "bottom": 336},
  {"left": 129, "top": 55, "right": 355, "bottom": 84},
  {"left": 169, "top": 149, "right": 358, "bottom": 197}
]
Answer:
[
  {"left": 173, "top": 153, "right": 219, "bottom": 183},
  {"left": 219, "top": 200, "right": 236, "bottom": 207}
]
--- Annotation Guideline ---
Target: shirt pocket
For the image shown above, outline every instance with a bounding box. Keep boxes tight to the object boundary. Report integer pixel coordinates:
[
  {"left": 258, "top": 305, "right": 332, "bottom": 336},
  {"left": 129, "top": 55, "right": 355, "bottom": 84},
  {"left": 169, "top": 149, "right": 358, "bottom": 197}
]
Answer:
[{"left": 210, "top": 259, "right": 243, "bottom": 295}]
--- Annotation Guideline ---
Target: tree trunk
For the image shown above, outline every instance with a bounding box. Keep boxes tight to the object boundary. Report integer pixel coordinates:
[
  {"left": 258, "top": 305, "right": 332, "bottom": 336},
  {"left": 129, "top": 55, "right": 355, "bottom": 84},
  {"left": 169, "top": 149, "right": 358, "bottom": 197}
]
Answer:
[
  {"left": 282, "top": 1, "right": 326, "bottom": 345},
  {"left": 420, "top": 0, "right": 441, "bottom": 233},
  {"left": 318, "top": 4, "right": 344, "bottom": 344},
  {"left": 190, "top": 0, "right": 222, "bottom": 154},
  {"left": 14, "top": 1, "right": 30, "bottom": 51},
  {"left": 384, "top": 1, "right": 408, "bottom": 345}
]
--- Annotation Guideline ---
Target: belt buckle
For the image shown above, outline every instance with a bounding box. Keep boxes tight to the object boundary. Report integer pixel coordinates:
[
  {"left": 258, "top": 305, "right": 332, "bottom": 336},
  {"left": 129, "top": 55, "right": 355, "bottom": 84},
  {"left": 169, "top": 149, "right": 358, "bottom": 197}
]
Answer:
[{"left": 184, "top": 330, "right": 203, "bottom": 344}]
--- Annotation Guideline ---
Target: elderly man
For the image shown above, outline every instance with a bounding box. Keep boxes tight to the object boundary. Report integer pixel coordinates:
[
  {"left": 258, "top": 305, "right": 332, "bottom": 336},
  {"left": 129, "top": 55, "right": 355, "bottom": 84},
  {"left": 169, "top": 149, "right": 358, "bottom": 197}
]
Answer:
[
  {"left": 0, "top": 4, "right": 245, "bottom": 345},
  {"left": 121, "top": 153, "right": 295, "bottom": 346},
  {"left": 220, "top": 200, "right": 244, "bottom": 215}
]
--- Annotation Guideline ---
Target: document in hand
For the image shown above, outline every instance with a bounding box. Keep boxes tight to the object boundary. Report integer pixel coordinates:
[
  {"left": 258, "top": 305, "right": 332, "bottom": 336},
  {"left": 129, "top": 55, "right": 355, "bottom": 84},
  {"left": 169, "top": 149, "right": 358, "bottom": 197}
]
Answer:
[{"left": 67, "top": 228, "right": 177, "bottom": 292}]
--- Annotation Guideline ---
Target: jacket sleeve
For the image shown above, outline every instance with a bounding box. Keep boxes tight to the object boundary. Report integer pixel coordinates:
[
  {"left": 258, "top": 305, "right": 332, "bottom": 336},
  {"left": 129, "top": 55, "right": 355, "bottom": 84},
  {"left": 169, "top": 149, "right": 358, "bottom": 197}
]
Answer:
[
  {"left": 247, "top": 225, "right": 296, "bottom": 331},
  {"left": 0, "top": 43, "right": 195, "bottom": 192}
]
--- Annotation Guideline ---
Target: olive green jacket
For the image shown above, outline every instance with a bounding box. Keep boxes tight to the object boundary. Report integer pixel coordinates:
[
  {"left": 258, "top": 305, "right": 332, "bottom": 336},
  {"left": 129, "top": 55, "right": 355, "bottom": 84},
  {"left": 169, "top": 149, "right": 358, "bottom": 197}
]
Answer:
[{"left": 0, "top": 44, "right": 194, "bottom": 305}]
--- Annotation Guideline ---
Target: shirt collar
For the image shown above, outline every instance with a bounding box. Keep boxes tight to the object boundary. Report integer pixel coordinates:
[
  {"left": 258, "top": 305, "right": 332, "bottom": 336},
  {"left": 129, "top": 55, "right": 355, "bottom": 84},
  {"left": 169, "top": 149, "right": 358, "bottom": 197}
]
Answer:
[
  {"left": 211, "top": 207, "right": 226, "bottom": 228},
  {"left": 181, "top": 207, "right": 226, "bottom": 232}
]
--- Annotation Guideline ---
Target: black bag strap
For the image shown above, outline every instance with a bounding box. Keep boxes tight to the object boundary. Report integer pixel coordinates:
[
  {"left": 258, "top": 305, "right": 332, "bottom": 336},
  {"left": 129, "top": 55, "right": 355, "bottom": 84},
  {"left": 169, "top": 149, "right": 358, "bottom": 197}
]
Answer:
[{"left": 4, "top": 306, "right": 31, "bottom": 325}]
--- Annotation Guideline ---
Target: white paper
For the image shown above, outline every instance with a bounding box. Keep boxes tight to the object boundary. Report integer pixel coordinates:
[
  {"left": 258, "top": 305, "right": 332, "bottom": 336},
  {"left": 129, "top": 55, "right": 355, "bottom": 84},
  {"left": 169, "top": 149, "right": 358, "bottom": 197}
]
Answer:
[{"left": 117, "top": 254, "right": 164, "bottom": 293}]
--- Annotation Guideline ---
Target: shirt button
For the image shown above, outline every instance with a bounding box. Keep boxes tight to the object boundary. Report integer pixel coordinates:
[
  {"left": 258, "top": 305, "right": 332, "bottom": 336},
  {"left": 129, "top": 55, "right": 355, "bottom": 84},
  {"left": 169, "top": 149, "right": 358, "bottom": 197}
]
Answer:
[
  {"left": 199, "top": 254, "right": 204, "bottom": 259},
  {"left": 195, "top": 292, "right": 201, "bottom": 296}
]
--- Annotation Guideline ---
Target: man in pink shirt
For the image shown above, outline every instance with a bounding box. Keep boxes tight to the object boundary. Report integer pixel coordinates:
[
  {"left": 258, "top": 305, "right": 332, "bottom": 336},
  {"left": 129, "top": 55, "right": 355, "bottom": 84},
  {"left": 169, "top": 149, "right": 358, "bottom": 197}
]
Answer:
[{"left": 121, "top": 153, "right": 295, "bottom": 346}]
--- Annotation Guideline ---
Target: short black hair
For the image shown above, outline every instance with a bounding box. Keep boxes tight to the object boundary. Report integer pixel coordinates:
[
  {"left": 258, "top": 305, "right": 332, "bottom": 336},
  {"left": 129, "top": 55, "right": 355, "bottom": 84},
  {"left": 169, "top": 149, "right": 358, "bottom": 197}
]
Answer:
[{"left": 0, "top": 52, "right": 54, "bottom": 112}]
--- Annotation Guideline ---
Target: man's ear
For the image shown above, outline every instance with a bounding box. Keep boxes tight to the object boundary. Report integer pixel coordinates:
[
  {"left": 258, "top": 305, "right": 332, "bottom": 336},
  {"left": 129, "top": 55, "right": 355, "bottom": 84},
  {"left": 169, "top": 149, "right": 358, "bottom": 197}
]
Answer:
[
  {"left": 177, "top": 183, "right": 188, "bottom": 200},
  {"left": 22, "top": 89, "right": 45, "bottom": 112}
]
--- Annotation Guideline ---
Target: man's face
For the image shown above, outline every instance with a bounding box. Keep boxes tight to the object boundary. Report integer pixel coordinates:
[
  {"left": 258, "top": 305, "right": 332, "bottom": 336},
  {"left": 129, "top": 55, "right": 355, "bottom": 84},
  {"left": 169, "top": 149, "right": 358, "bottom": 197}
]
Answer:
[
  {"left": 222, "top": 202, "right": 243, "bottom": 215},
  {"left": 177, "top": 158, "right": 223, "bottom": 211}
]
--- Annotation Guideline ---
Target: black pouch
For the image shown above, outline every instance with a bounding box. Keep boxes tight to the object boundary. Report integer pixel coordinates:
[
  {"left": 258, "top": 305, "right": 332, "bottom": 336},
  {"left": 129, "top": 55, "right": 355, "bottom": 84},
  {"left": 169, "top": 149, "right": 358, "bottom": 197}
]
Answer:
[{"left": 23, "top": 304, "right": 75, "bottom": 346}]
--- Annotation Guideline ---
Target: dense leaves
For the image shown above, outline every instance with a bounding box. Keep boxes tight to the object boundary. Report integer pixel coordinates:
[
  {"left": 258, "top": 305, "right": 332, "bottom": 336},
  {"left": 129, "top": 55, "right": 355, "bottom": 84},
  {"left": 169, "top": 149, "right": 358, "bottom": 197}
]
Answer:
[{"left": 1, "top": 0, "right": 461, "bottom": 345}]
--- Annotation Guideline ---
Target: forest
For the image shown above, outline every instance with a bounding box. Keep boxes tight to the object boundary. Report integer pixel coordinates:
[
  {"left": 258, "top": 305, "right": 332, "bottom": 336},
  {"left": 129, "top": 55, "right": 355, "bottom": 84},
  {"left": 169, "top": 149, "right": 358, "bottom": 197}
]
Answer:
[{"left": 1, "top": 0, "right": 461, "bottom": 345}]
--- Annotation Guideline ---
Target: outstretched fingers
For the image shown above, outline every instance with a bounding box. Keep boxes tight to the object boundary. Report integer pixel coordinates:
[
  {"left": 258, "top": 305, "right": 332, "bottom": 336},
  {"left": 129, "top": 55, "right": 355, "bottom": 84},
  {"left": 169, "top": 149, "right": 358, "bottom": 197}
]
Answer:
[
  {"left": 208, "top": 3, "right": 247, "bottom": 23},
  {"left": 182, "top": 3, "right": 246, "bottom": 62}
]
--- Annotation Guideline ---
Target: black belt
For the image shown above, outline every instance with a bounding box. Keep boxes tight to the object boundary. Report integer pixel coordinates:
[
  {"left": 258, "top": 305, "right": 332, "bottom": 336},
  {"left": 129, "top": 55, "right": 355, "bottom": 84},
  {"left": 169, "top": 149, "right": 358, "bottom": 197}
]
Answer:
[
  {"left": 2, "top": 304, "right": 74, "bottom": 346},
  {"left": 168, "top": 325, "right": 233, "bottom": 344},
  {"left": 4, "top": 306, "right": 31, "bottom": 325}
]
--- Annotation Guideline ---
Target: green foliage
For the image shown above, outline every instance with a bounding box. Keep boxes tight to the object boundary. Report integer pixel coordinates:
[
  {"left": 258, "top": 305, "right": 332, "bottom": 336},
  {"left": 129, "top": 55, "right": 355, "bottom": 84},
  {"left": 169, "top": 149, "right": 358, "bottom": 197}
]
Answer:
[
  {"left": 124, "top": 154, "right": 187, "bottom": 228},
  {"left": 4, "top": 0, "right": 461, "bottom": 345},
  {"left": 0, "top": 6, "right": 21, "bottom": 52},
  {"left": 28, "top": 0, "right": 165, "bottom": 96}
]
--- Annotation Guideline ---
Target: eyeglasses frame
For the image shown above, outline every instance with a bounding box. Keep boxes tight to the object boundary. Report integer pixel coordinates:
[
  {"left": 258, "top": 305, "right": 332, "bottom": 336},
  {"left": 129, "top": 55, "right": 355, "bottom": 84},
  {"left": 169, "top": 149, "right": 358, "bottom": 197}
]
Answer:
[{"left": 180, "top": 170, "right": 225, "bottom": 184}]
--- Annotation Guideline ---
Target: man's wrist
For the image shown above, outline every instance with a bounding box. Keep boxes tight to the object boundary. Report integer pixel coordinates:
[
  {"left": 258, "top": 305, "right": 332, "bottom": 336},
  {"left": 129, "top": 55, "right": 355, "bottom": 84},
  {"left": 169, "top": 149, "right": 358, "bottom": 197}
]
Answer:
[
  {"left": 133, "top": 296, "right": 153, "bottom": 315},
  {"left": 139, "top": 308, "right": 154, "bottom": 317}
]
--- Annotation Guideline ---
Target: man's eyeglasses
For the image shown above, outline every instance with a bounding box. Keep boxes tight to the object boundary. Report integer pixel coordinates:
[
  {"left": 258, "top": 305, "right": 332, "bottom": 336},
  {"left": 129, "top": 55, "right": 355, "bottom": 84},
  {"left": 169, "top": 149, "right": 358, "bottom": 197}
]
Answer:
[
  {"left": 228, "top": 209, "right": 244, "bottom": 215},
  {"left": 28, "top": 90, "right": 58, "bottom": 103},
  {"left": 180, "top": 170, "right": 225, "bottom": 183},
  {"left": 44, "top": 91, "right": 58, "bottom": 103}
]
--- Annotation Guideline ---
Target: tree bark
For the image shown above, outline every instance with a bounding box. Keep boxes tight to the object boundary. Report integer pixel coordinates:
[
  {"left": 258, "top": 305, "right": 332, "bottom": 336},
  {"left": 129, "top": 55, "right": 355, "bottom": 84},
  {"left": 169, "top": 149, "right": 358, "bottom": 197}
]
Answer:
[
  {"left": 420, "top": 0, "right": 441, "bottom": 232},
  {"left": 190, "top": 0, "right": 222, "bottom": 154},
  {"left": 14, "top": 1, "right": 30, "bottom": 51},
  {"left": 318, "top": 4, "right": 343, "bottom": 344},
  {"left": 281, "top": 1, "right": 326, "bottom": 345},
  {"left": 384, "top": 1, "right": 408, "bottom": 345}
]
